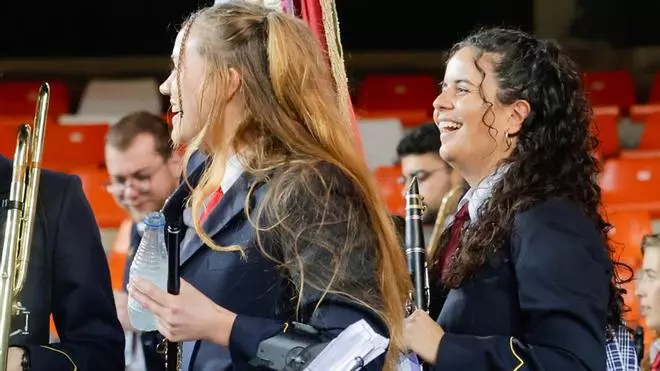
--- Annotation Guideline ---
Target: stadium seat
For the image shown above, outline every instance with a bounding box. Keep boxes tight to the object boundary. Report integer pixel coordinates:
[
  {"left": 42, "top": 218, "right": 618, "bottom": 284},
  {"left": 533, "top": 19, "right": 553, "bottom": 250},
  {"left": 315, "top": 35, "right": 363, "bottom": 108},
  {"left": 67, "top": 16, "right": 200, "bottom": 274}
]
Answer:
[
  {"left": 42, "top": 124, "right": 109, "bottom": 169},
  {"left": 592, "top": 106, "right": 621, "bottom": 158},
  {"left": 355, "top": 74, "right": 437, "bottom": 127},
  {"left": 583, "top": 70, "right": 636, "bottom": 110},
  {"left": 374, "top": 165, "right": 405, "bottom": 216},
  {"left": 72, "top": 166, "right": 128, "bottom": 228},
  {"left": 0, "top": 81, "right": 69, "bottom": 117},
  {"left": 601, "top": 158, "right": 660, "bottom": 216}
]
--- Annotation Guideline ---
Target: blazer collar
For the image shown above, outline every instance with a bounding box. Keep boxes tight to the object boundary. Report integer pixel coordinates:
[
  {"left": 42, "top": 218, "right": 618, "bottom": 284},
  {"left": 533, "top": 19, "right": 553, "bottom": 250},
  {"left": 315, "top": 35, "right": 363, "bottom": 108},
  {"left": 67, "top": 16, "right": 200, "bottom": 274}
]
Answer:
[
  {"left": 180, "top": 171, "right": 254, "bottom": 264},
  {"left": 162, "top": 151, "right": 255, "bottom": 265}
]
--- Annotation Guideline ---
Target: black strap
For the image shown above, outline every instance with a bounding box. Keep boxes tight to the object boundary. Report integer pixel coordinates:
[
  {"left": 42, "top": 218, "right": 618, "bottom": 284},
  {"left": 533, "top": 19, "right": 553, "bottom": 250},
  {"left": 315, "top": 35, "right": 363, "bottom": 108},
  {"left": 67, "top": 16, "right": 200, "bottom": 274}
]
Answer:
[{"left": 2, "top": 199, "right": 23, "bottom": 210}]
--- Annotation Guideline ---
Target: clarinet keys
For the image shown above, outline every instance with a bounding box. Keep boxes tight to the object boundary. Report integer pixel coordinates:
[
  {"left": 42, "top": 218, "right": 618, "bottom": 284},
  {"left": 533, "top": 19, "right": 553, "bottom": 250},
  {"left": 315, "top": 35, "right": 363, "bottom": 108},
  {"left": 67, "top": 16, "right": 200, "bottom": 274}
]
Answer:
[{"left": 404, "top": 177, "right": 430, "bottom": 313}]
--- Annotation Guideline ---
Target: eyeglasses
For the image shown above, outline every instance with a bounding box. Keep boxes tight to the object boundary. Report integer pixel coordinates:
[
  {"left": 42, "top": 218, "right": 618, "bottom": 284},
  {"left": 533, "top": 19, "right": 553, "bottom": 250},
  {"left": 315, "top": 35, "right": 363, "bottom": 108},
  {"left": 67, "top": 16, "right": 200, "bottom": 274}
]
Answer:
[
  {"left": 105, "top": 162, "right": 167, "bottom": 197},
  {"left": 397, "top": 167, "right": 447, "bottom": 186}
]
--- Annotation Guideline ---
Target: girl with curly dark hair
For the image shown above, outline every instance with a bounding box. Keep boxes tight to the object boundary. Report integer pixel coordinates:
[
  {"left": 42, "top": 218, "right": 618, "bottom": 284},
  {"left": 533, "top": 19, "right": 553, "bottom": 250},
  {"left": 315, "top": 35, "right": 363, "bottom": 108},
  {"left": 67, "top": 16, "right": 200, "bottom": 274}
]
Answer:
[{"left": 403, "top": 27, "right": 633, "bottom": 370}]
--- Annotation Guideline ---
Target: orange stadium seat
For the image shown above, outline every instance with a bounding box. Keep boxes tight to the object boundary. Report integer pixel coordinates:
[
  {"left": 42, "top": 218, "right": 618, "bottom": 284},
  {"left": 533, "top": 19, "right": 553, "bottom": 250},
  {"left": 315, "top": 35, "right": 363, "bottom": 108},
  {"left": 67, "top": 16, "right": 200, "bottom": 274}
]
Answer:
[
  {"left": 356, "top": 108, "right": 431, "bottom": 127},
  {"left": 374, "top": 165, "right": 405, "bottom": 216},
  {"left": 630, "top": 73, "right": 660, "bottom": 121},
  {"left": 606, "top": 210, "right": 650, "bottom": 270},
  {"left": 600, "top": 158, "right": 660, "bottom": 216},
  {"left": 108, "top": 218, "right": 133, "bottom": 290},
  {"left": 0, "top": 123, "right": 22, "bottom": 159},
  {"left": 72, "top": 167, "right": 128, "bottom": 228},
  {"left": 639, "top": 113, "right": 660, "bottom": 151},
  {"left": 0, "top": 81, "right": 70, "bottom": 117},
  {"left": 592, "top": 106, "right": 620, "bottom": 158},
  {"left": 42, "top": 124, "right": 109, "bottom": 169},
  {"left": 0, "top": 114, "right": 58, "bottom": 127},
  {"left": 620, "top": 150, "right": 660, "bottom": 160},
  {"left": 0, "top": 121, "right": 108, "bottom": 170},
  {"left": 583, "top": 70, "right": 636, "bottom": 110},
  {"left": 355, "top": 74, "right": 437, "bottom": 127},
  {"left": 630, "top": 104, "right": 660, "bottom": 123}
]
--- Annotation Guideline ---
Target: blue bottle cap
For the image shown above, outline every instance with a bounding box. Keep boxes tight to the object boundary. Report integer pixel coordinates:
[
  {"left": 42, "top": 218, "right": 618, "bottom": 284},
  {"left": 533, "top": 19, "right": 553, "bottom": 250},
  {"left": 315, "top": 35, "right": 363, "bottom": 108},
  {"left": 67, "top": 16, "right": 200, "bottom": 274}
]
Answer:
[{"left": 143, "top": 211, "right": 166, "bottom": 228}]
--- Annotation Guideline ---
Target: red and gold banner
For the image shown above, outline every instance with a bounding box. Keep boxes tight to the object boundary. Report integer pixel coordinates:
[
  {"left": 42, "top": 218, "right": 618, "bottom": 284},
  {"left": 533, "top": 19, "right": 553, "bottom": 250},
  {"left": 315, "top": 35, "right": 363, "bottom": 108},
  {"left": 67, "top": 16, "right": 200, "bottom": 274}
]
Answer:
[{"left": 283, "top": 0, "right": 363, "bottom": 152}]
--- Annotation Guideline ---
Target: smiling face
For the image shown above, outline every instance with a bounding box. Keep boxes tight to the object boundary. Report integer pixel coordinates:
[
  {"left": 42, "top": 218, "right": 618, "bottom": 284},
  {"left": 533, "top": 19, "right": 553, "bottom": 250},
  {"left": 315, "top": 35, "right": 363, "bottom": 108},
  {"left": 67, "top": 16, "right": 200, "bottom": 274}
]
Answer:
[
  {"left": 432, "top": 46, "right": 528, "bottom": 186},
  {"left": 159, "top": 27, "right": 206, "bottom": 146},
  {"left": 104, "top": 134, "right": 180, "bottom": 222}
]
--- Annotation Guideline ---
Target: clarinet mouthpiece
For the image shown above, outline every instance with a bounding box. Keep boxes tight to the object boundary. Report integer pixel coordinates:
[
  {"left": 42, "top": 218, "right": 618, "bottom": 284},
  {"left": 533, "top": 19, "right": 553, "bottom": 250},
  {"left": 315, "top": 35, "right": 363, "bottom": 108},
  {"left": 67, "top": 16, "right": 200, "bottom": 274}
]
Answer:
[{"left": 407, "top": 176, "right": 419, "bottom": 195}]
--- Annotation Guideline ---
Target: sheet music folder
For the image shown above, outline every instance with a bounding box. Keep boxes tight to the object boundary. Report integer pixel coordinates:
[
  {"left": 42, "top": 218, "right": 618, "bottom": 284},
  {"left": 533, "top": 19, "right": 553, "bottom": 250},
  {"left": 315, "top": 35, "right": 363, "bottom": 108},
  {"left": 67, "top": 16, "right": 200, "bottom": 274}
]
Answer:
[{"left": 303, "top": 319, "right": 389, "bottom": 370}]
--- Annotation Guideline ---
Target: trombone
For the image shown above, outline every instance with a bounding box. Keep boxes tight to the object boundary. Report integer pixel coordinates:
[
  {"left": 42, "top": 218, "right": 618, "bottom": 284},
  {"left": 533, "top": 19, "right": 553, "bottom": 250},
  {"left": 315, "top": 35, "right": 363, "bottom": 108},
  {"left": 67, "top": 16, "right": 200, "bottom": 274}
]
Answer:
[
  {"left": 427, "top": 184, "right": 463, "bottom": 260},
  {"left": 0, "top": 82, "right": 49, "bottom": 369}
]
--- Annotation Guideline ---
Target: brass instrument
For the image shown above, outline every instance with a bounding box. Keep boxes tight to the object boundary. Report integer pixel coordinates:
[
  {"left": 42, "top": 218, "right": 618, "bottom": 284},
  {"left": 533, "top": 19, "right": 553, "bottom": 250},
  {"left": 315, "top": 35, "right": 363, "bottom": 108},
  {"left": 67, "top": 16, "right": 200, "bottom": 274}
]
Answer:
[
  {"left": 404, "top": 177, "right": 430, "bottom": 313},
  {"left": 0, "top": 83, "right": 49, "bottom": 369},
  {"left": 427, "top": 184, "right": 463, "bottom": 260}
]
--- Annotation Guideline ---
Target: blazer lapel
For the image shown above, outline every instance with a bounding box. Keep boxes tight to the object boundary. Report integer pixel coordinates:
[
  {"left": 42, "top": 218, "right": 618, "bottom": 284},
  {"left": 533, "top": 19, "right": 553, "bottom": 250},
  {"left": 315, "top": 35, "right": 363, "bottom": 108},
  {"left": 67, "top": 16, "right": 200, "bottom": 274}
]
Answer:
[
  {"left": 179, "top": 171, "right": 254, "bottom": 266},
  {"left": 161, "top": 151, "right": 208, "bottom": 259}
]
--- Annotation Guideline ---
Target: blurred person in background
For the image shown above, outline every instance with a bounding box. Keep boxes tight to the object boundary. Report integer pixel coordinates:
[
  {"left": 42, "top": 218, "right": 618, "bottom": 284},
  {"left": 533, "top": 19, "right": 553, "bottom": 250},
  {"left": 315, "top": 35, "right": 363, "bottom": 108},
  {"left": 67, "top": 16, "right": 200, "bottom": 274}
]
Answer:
[
  {"left": 637, "top": 234, "right": 660, "bottom": 370},
  {"left": 104, "top": 111, "right": 181, "bottom": 371},
  {"left": 396, "top": 122, "right": 464, "bottom": 242}
]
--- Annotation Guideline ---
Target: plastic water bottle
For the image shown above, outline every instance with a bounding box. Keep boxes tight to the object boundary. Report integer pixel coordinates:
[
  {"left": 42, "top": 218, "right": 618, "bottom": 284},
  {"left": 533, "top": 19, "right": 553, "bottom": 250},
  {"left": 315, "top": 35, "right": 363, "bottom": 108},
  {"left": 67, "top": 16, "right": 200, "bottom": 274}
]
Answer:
[{"left": 128, "top": 212, "right": 168, "bottom": 332}]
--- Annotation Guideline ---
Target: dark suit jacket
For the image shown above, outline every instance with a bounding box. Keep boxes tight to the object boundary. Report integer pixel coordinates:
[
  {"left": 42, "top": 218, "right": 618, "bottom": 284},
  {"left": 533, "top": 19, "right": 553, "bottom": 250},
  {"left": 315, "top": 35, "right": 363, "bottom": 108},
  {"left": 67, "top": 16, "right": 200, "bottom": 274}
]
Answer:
[
  {"left": 433, "top": 198, "right": 610, "bottom": 371},
  {"left": 162, "top": 152, "right": 388, "bottom": 371},
  {"left": 0, "top": 155, "right": 125, "bottom": 370}
]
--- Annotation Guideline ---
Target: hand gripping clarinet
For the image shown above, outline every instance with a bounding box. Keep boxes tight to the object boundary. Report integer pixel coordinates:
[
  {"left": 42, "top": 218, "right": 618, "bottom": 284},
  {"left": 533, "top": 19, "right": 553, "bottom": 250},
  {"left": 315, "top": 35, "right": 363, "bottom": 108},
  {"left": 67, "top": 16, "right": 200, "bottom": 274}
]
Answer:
[
  {"left": 405, "top": 177, "right": 430, "bottom": 314},
  {"left": 157, "top": 225, "right": 183, "bottom": 371}
]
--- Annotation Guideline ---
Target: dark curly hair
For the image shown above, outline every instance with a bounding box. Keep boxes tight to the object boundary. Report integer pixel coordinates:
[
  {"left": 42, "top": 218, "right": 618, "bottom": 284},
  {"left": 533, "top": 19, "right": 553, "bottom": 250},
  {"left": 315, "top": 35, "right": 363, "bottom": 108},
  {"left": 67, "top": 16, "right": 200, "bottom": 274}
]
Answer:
[
  {"left": 396, "top": 122, "right": 442, "bottom": 158},
  {"left": 441, "top": 27, "right": 630, "bottom": 331}
]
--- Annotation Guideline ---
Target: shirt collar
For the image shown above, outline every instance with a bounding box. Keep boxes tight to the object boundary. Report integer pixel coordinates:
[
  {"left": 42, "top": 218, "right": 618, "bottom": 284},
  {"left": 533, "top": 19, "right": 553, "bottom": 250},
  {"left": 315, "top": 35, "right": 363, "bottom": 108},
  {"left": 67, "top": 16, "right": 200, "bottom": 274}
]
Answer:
[
  {"left": 220, "top": 152, "right": 243, "bottom": 193},
  {"left": 456, "top": 164, "right": 509, "bottom": 223}
]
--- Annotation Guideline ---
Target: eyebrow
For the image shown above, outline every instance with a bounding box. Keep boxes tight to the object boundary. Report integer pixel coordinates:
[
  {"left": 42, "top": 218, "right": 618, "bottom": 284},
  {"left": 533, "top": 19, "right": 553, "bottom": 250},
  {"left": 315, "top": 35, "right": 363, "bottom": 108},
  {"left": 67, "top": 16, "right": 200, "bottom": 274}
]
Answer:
[
  {"left": 441, "top": 79, "right": 478, "bottom": 88},
  {"left": 454, "top": 79, "right": 477, "bottom": 87},
  {"left": 112, "top": 165, "right": 153, "bottom": 179}
]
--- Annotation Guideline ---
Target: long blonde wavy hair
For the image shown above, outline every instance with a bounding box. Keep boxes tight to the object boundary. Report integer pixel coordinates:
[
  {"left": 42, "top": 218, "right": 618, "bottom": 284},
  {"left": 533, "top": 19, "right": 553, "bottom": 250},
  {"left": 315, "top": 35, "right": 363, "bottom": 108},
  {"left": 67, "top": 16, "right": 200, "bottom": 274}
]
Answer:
[{"left": 175, "top": 1, "right": 411, "bottom": 367}]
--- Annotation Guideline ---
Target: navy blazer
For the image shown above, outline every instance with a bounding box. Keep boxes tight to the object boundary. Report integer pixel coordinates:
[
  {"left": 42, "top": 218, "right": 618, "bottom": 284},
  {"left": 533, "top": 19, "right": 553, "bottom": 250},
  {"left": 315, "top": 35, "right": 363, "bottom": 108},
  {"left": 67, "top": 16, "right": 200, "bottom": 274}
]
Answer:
[
  {"left": 0, "top": 155, "right": 125, "bottom": 370},
  {"left": 162, "top": 153, "right": 388, "bottom": 371},
  {"left": 433, "top": 198, "right": 610, "bottom": 371}
]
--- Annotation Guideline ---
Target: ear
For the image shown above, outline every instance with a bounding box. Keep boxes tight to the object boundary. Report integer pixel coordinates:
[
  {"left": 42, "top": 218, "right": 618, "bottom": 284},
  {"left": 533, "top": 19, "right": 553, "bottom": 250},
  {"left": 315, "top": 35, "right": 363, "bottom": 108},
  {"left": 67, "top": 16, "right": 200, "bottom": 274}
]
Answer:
[
  {"left": 225, "top": 67, "right": 242, "bottom": 101},
  {"left": 506, "top": 99, "right": 531, "bottom": 135}
]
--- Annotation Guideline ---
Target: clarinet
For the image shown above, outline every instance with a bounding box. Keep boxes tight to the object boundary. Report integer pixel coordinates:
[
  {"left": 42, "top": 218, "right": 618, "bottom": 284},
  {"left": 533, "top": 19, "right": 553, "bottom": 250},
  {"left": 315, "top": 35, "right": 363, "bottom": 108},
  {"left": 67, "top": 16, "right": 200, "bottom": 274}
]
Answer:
[
  {"left": 405, "top": 177, "right": 430, "bottom": 313},
  {"left": 165, "top": 225, "right": 182, "bottom": 371}
]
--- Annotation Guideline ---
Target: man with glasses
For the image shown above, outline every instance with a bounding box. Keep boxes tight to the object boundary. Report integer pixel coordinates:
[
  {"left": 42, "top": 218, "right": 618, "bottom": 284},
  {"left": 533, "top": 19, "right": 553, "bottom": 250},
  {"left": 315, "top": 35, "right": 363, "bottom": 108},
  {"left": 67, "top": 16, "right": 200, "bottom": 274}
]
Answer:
[
  {"left": 396, "top": 122, "right": 464, "bottom": 240},
  {"left": 104, "top": 111, "right": 181, "bottom": 371}
]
